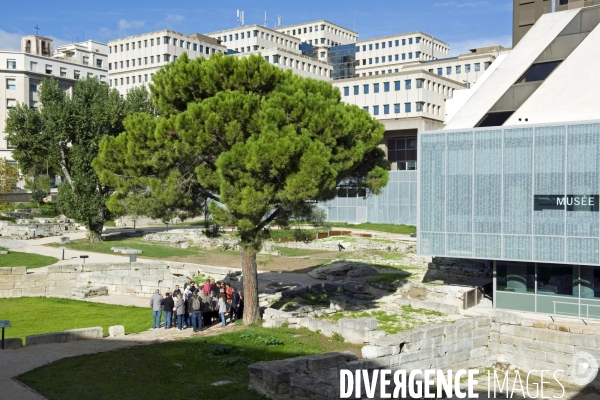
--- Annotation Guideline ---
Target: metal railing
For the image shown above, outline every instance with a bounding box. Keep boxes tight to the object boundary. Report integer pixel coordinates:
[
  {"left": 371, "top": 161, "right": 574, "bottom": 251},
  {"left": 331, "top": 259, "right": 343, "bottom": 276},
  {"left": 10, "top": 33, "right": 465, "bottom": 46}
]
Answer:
[{"left": 553, "top": 301, "right": 600, "bottom": 324}]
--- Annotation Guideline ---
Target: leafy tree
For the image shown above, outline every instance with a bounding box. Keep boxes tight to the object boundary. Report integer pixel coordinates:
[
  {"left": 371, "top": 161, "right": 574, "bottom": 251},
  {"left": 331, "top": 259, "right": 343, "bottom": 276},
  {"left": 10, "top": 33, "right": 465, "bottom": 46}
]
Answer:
[
  {"left": 5, "top": 77, "right": 145, "bottom": 241},
  {"left": 94, "top": 53, "right": 389, "bottom": 323},
  {"left": 24, "top": 174, "right": 52, "bottom": 204},
  {"left": 0, "top": 158, "right": 19, "bottom": 210}
]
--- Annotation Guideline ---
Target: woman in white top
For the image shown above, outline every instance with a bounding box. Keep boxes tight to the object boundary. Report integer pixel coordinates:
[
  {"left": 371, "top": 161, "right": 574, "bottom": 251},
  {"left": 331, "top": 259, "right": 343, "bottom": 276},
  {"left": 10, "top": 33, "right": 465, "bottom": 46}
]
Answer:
[{"left": 217, "top": 294, "right": 228, "bottom": 327}]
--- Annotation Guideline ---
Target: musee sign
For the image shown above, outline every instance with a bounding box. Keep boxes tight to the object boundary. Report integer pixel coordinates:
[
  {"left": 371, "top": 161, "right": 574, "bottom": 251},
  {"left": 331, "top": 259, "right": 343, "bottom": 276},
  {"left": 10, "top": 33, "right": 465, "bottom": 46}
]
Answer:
[{"left": 534, "top": 195, "right": 599, "bottom": 212}]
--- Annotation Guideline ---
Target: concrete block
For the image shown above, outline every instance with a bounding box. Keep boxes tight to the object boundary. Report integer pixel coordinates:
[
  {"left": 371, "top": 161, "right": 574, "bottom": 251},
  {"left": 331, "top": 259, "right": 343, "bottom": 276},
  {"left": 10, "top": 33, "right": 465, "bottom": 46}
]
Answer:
[
  {"left": 108, "top": 325, "right": 123, "bottom": 338},
  {"left": 0, "top": 267, "right": 13, "bottom": 275},
  {"left": 1, "top": 338, "right": 22, "bottom": 349},
  {"left": 338, "top": 327, "right": 370, "bottom": 344},
  {"left": 338, "top": 317, "right": 377, "bottom": 331},
  {"left": 369, "top": 330, "right": 387, "bottom": 344},
  {"left": 65, "top": 327, "right": 103, "bottom": 341},
  {"left": 0, "top": 282, "right": 15, "bottom": 290},
  {"left": 492, "top": 310, "right": 522, "bottom": 325},
  {"left": 26, "top": 332, "right": 68, "bottom": 346},
  {"left": 46, "top": 265, "right": 62, "bottom": 273},
  {"left": 362, "top": 345, "right": 395, "bottom": 359},
  {"left": 264, "top": 318, "right": 287, "bottom": 328},
  {"left": 11, "top": 267, "right": 26, "bottom": 275}
]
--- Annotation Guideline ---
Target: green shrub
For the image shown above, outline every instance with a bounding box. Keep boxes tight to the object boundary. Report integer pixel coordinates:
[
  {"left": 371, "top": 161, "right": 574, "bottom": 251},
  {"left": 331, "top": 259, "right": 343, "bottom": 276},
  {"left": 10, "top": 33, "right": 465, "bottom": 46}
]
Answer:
[{"left": 332, "top": 332, "right": 345, "bottom": 342}]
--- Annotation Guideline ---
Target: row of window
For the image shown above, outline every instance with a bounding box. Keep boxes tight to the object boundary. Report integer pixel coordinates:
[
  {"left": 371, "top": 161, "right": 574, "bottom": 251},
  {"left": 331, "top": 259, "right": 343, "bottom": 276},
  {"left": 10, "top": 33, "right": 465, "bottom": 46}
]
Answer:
[
  {"left": 283, "top": 24, "right": 356, "bottom": 41},
  {"left": 429, "top": 61, "right": 491, "bottom": 76},
  {"left": 361, "top": 52, "right": 420, "bottom": 65},
  {"left": 342, "top": 79, "right": 454, "bottom": 96},
  {"left": 218, "top": 30, "right": 299, "bottom": 49},
  {"left": 358, "top": 37, "right": 420, "bottom": 51},
  {"left": 265, "top": 55, "right": 330, "bottom": 77},
  {"left": 109, "top": 49, "right": 215, "bottom": 70},
  {"left": 109, "top": 74, "right": 153, "bottom": 87},
  {"left": 5, "top": 60, "right": 104, "bottom": 80},
  {"left": 6, "top": 99, "right": 38, "bottom": 109},
  {"left": 387, "top": 137, "right": 417, "bottom": 170},
  {"left": 363, "top": 102, "right": 439, "bottom": 116}
]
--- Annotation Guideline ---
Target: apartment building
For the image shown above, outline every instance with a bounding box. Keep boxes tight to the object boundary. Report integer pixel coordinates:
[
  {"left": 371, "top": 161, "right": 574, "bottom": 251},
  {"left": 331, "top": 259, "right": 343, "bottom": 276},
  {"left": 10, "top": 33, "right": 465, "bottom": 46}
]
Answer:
[
  {"left": 108, "top": 30, "right": 227, "bottom": 96},
  {"left": 205, "top": 25, "right": 302, "bottom": 55},
  {"left": 355, "top": 32, "right": 449, "bottom": 75},
  {"left": 513, "top": 0, "right": 600, "bottom": 46},
  {"left": 0, "top": 35, "right": 108, "bottom": 165},
  {"left": 276, "top": 20, "right": 358, "bottom": 62},
  {"left": 250, "top": 47, "right": 332, "bottom": 81}
]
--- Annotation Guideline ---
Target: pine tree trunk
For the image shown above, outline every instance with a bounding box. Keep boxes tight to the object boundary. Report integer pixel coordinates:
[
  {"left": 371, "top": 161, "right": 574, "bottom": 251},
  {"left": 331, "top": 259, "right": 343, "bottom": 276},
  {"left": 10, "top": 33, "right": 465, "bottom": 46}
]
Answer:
[
  {"left": 241, "top": 247, "right": 260, "bottom": 324},
  {"left": 87, "top": 219, "right": 104, "bottom": 243}
]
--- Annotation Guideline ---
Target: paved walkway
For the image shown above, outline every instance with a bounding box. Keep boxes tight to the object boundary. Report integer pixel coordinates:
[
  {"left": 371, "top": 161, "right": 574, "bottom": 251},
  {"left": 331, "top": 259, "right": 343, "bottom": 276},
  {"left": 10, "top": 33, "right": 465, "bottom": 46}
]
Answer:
[{"left": 0, "top": 320, "right": 239, "bottom": 400}]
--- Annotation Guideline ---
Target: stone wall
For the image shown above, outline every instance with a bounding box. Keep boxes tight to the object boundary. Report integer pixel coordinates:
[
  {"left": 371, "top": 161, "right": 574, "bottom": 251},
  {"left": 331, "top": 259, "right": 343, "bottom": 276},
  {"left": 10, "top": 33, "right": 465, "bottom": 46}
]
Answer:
[
  {"left": 0, "top": 220, "right": 80, "bottom": 239},
  {"left": 0, "top": 261, "right": 235, "bottom": 299},
  {"left": 253, "top": 311, "right": 600, "bottom": 398}
]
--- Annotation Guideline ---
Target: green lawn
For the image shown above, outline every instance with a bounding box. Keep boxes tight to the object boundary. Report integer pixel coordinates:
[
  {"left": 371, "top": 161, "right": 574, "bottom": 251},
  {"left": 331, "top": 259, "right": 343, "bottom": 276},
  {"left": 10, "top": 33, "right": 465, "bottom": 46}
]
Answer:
[
  {"left": 17, "top": 325, "right": 361, "bottom": 400},
  {"left": 275, "top": 246, "right": 337, "bottom": 257},
  {"left": 331, "top": 222, "right": 416, "bottom": 235},
  {"left": 0, "top": 248, "right": 58, "bottom": 268},
  {"left": 0, "top": 297, "right": 150, "bottom": 342},
  {"left": 50, "top": 237, "right": 204, "bottom": 260}
]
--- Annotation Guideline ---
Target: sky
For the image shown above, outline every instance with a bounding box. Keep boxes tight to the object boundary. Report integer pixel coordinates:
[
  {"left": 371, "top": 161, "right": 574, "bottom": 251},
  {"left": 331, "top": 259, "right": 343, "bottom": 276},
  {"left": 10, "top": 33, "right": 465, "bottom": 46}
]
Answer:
[{"left": 0, "top": 0, "right": 513, "bottom": 56}]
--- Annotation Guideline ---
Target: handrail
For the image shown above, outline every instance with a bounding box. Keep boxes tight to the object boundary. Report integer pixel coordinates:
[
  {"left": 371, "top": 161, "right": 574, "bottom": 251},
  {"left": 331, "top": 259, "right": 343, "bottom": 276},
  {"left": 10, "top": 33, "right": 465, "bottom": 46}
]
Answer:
[{"left": 553, "top": 301, "right": 600, "bottom": 325}]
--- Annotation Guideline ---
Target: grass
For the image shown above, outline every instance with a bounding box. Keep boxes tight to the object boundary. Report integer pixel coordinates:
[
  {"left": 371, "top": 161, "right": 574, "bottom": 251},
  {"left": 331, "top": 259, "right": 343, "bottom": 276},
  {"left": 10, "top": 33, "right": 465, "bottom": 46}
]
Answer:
[
  {"left": 269, "top": 228, "right": 328, "bottom": 240},
  {"left": 0, "top": 297, "right": 150, "bottom": 342},
  {"left": 50, "top": 237, "right": 204, "bottom": 260},
  {"left": 331, "top": 222, "right": 416, "bottom": 235},
  {"left": 0, "top": 247, "right": 58, "bottom": 268},
  {"left": 275, "top": 247, "right": 337, "bottom": 258},
  {"left": 0, "top": 215, "right": 16, "bottom": 223},
  {"left": 17, "top": 325, "right": 361, "bottom": 400}
]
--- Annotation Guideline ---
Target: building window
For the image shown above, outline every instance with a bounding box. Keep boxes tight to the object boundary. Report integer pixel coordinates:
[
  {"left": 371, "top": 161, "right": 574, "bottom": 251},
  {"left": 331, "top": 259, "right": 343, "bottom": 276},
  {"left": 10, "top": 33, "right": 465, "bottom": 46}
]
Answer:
[
  {"left": 60, "top": 67, "right": 67, "bottom": 77},
  {"left": 384, "top": 104, "right": 390, "bottom": 115},
  {"left": 416, "top": 37, "right": 420, "bottom": 43},
  {"left": 405, "top": 103, "right": 412, "bottom": 113},
  {"left": 437, "top": 68, "right": 443, "bottom": 76},
  {"left": 369, "top": 58, "right": 372, "bottom": 65},
  {"left": 465, "top": 64, "right": 471, "bottom": 73},
  {"left": 384, "top": 82, "right": 390, "bottom": 92},
  {"left": 402, "top": 39, "right": 406, "bottom": 45},
  {"left": 6, "top": 79, "right": 16, "bottom": 90},
  {"left": 343, "top": 87, "right": 349, "bottom": 96},
  {"left": 273, "top": 55, "right": 279, "bottom": 64},
  {"left": 164, "top": 54, "right": 171, "bottom": 62},
  {"left": 45, "top": 64, "right": 52, "bottom": 74},
  {"left": 416, "top": 79, "right": 423, "bottom": 89},
  {"left": 394, "top": 81, "right": 400, "bottom": 91},
  {"left": 409, "top": 38, "right": 413, "bottom": 44},
  {"left": 416, "top": 102, "right": 424, "bottom": 112},
  {"left": 150, "top": 56, "right": 154, "bottom": 64},
  {"left": 6, "top": 99, "right": 17, "bottom": 110},
  {"left": 409, "top": 53, "right": 413, "bottom": 59},
  {"left": 405, "top": 80, "right": 412, "bottom": 90},
  {"left": 126, "top": 60, "right": 129, "bottom": 68},
  {"left": 446, "top": 66, "right": 452, "bottom": 75},
  {"left": 373, "top": 105, "right": 379, "bottom": 115},
  {"left": 387, "top": 137, "right": 417, "bottom": 170},
  {"left": 363, "top": 84, "right": 369, "bottom": 94},
  {"left": 363, "top": 106, "right": 369, "bottom": 113},
  {"left": 30, "top": 61, "right": 37, "bottom": 72},
  {"left": 394, "top": 103, "right": 400, "bottom": 113},
  {"left": 456, "top": 65, "right": 462, "bottom": 74},
  {"left": 144, "top": 74, "right": 148, "bottom": 82},
  {"left": 496, "top": 262, "right": 535, "bottom": 293},
  {"left": 374, "top": 83, "right": 379, "bottom": 93},
  {"left": 402, "top": 54, "right": 406, "bottom": 60},
  {"left": 485, "top": 61, "right": 491, "bottom": 70},
  {"left": 126, "top": 77, "right": 129, "bottom": 84},
  {"left": 30, "top": 83, "right": 38, "bottom": 92},
  {"left": 369, "top": 44, "right": 373, "bottom": 50},
  {"left": 375, "top": 43, "right": 379, "bottom": 50},
  {"left": 164, "top": 37, "right": 170, "bottom": 45},
  {"left": 353, "top": 85, "right": 359, "bottom": 95},
  {"left": 74, "top": 70, "right": 80, "bottom": 79}
]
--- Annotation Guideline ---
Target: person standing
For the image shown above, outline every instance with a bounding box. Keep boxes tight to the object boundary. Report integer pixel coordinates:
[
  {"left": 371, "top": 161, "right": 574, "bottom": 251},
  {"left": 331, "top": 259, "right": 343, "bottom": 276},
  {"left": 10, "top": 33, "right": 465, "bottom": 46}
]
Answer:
[
  {"left": 190, "top": 290, "right": 204, "bottom": 332},
  {"left": 175, "top": 294, "right": 185, "bottom": 331},
  {"left": 150, "top": 289, "right": 163, "bottom": 329},
  {"left": 230, "top": 287, "right": 240, "bottom": 323},
  {"left": 201, "top": 290, "right": 213, "bottom": 327},
  {"left": 203, "top": 279, "right": 211, "bottom": 296},
  {"left": 236, "top": 291, "right": 244, "bottom": 321},
  {"left": 210, "top": 279, "right": 218, "bottom": 298},
  {"left": 183, "top": 278, "right": 192, "bottom": 291},
  {"left": 162, "top": 293, "right": 174, "bottom": 329},
  {"left": 217, "top": 293, "right": 228, "bottom": 327},
  {"left": 172, "top": 285, "right": 182, "bottom": 299}
]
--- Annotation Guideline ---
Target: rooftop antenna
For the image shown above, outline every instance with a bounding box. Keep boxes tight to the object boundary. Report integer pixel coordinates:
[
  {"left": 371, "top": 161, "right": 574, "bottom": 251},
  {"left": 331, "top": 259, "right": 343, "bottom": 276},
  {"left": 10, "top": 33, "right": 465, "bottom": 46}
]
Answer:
[
  {"left": 237, "top": 10, "right": 245, "bottom": 26},
  {"left": 277, "top": 15, "right": 282, "bottom": 28},
  {"left": 551, "top": 0, "right": 556, "bottom": 12},
  {"left": 264, "top": 11, "right": 267, "bottom": 27},
  {"left": 34, "top": 25, "right": 40, "bottom": 35}
]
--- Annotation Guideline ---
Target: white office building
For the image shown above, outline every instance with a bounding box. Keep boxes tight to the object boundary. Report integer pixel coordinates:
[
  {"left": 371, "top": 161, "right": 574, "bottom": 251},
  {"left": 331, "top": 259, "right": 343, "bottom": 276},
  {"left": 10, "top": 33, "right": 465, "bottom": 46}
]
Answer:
[
  {"left": 0, "top": 35, "right": 108, "bottom": 165},
  {"left": 205, "top": 25, "right": 302, "bottom": 55},
  {"left": 108, "top": 30, "right": 227, "bottom": 96}
]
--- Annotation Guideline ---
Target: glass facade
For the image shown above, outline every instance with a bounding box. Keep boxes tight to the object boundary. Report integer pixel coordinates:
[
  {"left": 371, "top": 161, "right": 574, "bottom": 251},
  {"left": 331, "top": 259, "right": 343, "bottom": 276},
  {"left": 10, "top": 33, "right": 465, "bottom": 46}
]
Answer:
[
  {"left": 327, "top": 44, "right": 357, "bottom": 80},
  {"left": 419, "top": 121, "right": 600, "bottom": 265}
]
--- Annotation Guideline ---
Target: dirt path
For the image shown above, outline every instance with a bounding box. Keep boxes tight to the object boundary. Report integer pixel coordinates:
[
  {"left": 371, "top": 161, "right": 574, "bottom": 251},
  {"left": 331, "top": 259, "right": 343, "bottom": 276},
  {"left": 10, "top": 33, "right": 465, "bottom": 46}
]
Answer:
[{"left": 0, "top": 322, "right": 242, "bottom": 400}]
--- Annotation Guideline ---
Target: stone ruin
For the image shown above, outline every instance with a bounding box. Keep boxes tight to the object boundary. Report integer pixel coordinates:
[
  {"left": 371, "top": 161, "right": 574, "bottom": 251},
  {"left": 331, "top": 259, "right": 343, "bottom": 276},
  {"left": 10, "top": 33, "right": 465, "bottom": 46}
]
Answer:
[
  {"left": 0, "top": 218, "right": 81, "bottom": 239},
  {"left": 250, "top": 311, "right": 600, "bottom": 399}
]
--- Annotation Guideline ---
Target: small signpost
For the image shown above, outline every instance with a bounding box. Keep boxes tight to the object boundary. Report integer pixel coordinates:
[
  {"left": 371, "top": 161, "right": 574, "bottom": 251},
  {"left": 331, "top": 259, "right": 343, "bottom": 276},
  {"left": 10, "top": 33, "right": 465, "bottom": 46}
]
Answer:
[
  {"left": 80, "top": 255, "right": 89, "bottom": 264},
  {"left": 129, "top": 254, "right": 137, "bottom": 263},
  {"left": 60, "top": 246, "right": 66, "bottom": 260},
  {"left": 0, "top": 320, "right": 11, "bottom": 350}
]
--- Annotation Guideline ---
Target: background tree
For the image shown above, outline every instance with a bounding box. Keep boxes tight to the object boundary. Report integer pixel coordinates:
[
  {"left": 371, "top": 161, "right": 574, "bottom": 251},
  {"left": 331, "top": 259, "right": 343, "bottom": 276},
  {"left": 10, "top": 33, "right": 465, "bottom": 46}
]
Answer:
[
  {"left": 0, "top": 159, "right": 19, "bottom": 210},
  {"left": 94, "top": 53, "right": 389, "bottom": 323},
  {"left": 5, "top": 77, "right": 148, "bottom": 241},
  {"left": 24, "top": 174, "right": 52, "bottom": 204}
]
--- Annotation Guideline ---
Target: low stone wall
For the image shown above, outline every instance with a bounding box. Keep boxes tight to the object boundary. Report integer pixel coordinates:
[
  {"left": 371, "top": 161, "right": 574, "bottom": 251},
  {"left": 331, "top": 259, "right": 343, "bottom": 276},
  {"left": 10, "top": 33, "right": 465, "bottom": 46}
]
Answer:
[
  {"left": 6, "top": 325, "right": 122, "bottom": 349},
  {"left": 0, "top": 261, "right": 236, "bottom": 299},
  {"left": 253, "top": 311, "right": 600, "bottom": 398},
  {"left": 394, "top": 297, "right": 461, "bottom": 315},
  {"left": 0, "top": 220, "right": 80, "bottom": 239}
]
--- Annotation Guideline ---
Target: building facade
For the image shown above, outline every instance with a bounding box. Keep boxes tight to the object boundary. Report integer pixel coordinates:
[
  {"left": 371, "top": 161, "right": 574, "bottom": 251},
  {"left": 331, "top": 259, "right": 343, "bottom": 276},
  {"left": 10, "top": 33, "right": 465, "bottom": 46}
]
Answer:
[
  {"left": 1, "top": 35, "right": 108, "bottom": 166},
  {"left": 205, "top": 25, "right": 302, "bottom": 55},
  {"left": 418, "top": 120, "right": 600, "bottom": 318},
  {"left": 108, "top": 30, "right": 226, "bottom": 96},
  {"left": 513, "top": 0, "right": 600, "bottom": 46}
]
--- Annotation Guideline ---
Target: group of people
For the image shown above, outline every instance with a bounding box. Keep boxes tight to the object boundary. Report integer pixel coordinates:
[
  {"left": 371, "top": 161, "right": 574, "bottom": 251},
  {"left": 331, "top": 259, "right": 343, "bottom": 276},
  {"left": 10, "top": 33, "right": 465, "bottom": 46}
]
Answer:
[{"left": 149, "top": 278, "right": 244, "bottom": 331}]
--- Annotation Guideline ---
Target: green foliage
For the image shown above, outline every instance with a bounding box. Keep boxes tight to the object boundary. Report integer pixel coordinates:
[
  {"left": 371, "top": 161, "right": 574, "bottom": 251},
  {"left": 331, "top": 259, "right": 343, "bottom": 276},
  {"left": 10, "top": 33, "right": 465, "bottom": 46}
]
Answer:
[
  {"left": 37, "top": 202, "right": 60, "bottom": 217},
  {"left": 24, "top": 175, "right": 52, "bottom": 204},
  {"left": 332, "top": 332, "right": 345, "bottom": 342},
  {"left": 5, "top": 77, "right": 152, "bottom": 241},
  {"left": 0, "top": 158, "right": 19, "bottom": 209},
  {"left": 239, "top": 331, "right": 284, "bottom": 346}
]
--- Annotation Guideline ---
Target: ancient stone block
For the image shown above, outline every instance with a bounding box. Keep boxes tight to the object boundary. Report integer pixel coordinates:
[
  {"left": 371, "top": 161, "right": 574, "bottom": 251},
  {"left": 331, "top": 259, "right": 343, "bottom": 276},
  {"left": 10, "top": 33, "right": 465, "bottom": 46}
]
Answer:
[
  {"left": 65, "top": 327, "right": 103, "bottom": 341},
  {"left": 338, "top": 317, "right": 377, "bottom": 331},
  {"left": 492, "top": 310, "right": 523, "bottom": 325},
  {"left": 264, "top": 318, "right": 286, "bottom": 328},
  {"left": 26, "top": 332, "right": 68, "bottom": 346},
  {"left": 108, "top": 325, "right": 125, "bottom": 337},
  {"left": 306, "top": 353, "right": 347, "bottom": 371},
  {"left": 2, "top": 338, "right": 22, "bottom": 349}
]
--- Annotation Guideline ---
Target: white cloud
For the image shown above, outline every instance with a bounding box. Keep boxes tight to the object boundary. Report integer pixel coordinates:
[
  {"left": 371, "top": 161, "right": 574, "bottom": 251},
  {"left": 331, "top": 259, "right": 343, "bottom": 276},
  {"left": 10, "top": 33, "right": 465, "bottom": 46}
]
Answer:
[
  {"left": 0, "top": 29, "right": 24, "bottom": 51},
  {"left": 118, "top": 19, "right": 145, "bottom": 30},
  {"left": 449, "top": 35, "right": 512, "bottom": 56},
  {"left": 162, "top": 14, "right": 184, "bottom": 28},
  {"left": 434, "top": 1, "right": 490, "bottom": 7}
]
